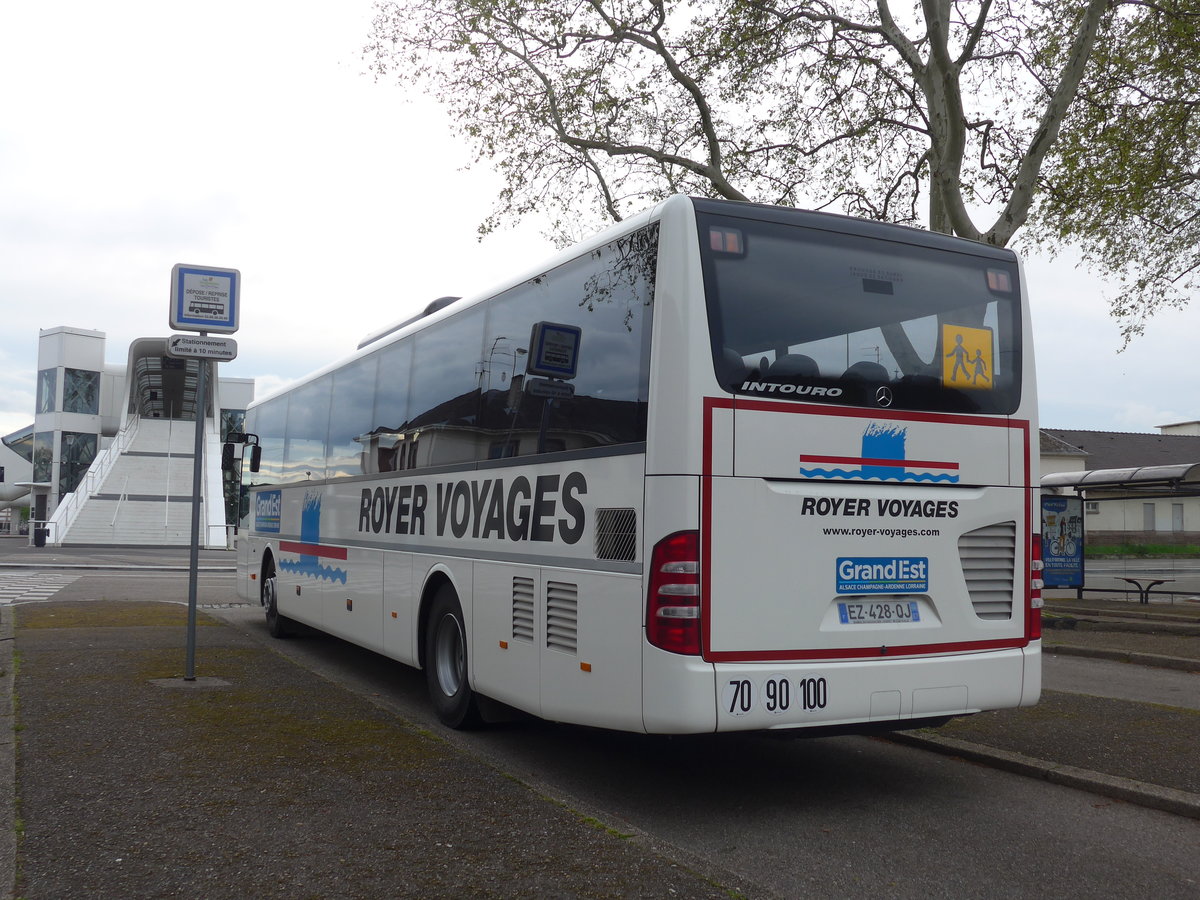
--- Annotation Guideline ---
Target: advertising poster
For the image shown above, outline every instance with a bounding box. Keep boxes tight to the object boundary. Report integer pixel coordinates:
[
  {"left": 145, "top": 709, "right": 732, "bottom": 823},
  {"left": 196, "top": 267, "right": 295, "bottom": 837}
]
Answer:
[{"left": 1041, "top": 495, "right": 1084, "bottom": 588}]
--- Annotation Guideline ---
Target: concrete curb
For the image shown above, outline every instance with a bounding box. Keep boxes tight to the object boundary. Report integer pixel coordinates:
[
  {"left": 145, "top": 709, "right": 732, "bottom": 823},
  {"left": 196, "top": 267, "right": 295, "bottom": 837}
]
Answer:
[
  {"left": 890, "top": 731, "right": 1200, "bottom": 821},
  {"left": 1044, "top": 642, "right": 1200, "bottom": 672},
  {"left": 1045, "top": 605, "right": 1200, "bottom": 623}
]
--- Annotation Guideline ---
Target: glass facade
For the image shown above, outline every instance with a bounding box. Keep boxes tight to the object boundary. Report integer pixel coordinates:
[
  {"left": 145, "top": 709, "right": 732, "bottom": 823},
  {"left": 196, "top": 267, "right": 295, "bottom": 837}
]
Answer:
[
  {"left": 221, "top": 408, "right": 246, "bottom": 440},
  {"left": 58, "top": 431, "right": 97, "bottom": 495},
  {"left": 36, "top": 369, "right": 56, "bottom": 414},
  {"left": 32, "top": 432, "right": 53, "bottom": 483},
  {"left": 63, "top": 368, "right": 100, "bottom": 415}
]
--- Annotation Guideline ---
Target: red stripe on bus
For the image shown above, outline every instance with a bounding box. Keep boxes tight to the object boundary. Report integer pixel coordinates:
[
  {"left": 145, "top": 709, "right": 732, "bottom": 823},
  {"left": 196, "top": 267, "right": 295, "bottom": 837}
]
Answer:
[
  {"left": 799, "top": 454, "right": 959, "bottom": 470},
  {"left": 704, "top": 636, "right": 1029, "bottom": 663},
  {"left": 279, "top": 541, "right": 348, "bottom": 560}
]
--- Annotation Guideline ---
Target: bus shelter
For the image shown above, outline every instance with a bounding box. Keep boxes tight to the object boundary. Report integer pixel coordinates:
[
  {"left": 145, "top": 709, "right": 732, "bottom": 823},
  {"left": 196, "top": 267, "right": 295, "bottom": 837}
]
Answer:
[{"left": 1041, "top": 462, "right": 1200, "bottom": 600}]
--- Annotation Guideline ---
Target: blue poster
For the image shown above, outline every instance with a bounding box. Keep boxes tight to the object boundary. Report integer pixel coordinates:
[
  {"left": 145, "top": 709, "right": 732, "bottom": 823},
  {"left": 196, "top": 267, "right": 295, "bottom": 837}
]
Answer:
[{"left": 1041, "top": 496, "right": 1084, "bottom": 588}]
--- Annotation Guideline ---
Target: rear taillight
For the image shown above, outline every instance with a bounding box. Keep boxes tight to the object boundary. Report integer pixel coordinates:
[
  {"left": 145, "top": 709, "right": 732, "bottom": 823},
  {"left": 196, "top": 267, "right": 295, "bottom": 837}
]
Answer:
[
  {"left": 1029, "top": 533, "right": 1044, "bottom": 639},
  {"left": 647, "top": 530, "right": 702, "bottom": 655}
]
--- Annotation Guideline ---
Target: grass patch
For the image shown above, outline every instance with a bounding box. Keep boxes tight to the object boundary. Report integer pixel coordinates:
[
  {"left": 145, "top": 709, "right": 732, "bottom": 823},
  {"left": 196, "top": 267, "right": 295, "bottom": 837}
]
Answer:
[
  {"left": 1085, "top": 543, "right": 1200, "bottom": 559},
  {"left": 579, "top": 815, "right": 634, "bottom": 840}
]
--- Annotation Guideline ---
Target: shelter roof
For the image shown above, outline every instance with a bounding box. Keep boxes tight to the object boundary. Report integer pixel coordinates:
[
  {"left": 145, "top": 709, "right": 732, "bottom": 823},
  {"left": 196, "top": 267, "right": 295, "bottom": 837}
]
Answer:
[{"left": 1042, "top": 462, "right": 1200, "bottom": 494}]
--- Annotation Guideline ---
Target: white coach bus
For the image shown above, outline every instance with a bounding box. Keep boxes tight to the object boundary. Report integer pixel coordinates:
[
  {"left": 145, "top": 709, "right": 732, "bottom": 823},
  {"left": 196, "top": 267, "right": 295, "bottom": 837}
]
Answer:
[{"left": 235, "top": 195, "right": 1042, "bottom": 733}]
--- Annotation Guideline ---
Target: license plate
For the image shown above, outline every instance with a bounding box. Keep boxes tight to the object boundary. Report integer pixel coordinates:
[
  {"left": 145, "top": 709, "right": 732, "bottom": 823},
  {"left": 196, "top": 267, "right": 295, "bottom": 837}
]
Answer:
[{"left": 838, "top": 600, "right": 921, "bottom": 625}]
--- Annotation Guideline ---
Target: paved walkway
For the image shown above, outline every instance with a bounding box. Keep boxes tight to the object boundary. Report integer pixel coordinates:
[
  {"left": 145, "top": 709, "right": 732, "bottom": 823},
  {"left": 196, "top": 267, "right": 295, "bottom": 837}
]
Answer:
[
  {"left": 6, "top": 600, "right": 739, "bottom": 899},
  {"left": 1, "top": 541, "right": 1197, "bottom": 897}
]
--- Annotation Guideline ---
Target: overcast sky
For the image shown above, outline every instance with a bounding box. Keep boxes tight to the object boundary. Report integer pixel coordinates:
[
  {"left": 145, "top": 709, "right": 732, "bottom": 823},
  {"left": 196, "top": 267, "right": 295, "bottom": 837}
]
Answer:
[{"left": 2, "top": 0, "right": 1196, "bottom": 440}]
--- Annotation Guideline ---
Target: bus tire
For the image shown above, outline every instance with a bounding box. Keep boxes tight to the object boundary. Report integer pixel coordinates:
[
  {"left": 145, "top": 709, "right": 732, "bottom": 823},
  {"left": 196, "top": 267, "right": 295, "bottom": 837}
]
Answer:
[
  {"left": 262, "top": 560, "right": 292, "bottom": 639},
  {"left": 424, "top": 584, "right": 482, "bottom": 729}
]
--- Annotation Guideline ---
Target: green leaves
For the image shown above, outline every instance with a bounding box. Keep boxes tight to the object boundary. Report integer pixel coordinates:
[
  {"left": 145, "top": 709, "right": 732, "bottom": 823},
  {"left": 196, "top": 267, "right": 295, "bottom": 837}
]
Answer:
[
  {"left": 1036, "top": 0, "right": 1199, "bottom": 341},
  {"left": 366, "top": 0, "right": 1199, "bottom": 335}
]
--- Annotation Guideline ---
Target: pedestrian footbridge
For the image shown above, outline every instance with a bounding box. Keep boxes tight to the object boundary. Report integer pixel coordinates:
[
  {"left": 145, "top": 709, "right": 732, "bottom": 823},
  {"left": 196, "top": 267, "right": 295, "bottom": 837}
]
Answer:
[{"left": 45, "top": 417, "right": 226, "bottom": 547}]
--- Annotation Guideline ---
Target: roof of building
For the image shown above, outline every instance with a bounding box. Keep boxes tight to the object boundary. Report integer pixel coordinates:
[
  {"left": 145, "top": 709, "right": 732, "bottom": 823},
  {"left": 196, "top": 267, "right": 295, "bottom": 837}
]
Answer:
[
  {"left": 1041, "top": 428, "right": 1200, "bottom": 471},
  {"left": 1039, "top": 430, "right": 1087, "bottom": 457}
]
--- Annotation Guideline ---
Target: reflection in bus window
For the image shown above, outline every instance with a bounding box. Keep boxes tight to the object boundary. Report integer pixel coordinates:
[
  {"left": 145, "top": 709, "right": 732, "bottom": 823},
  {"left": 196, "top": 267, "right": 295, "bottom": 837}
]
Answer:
[
  {"left": 477, "top": 225, "right": 656, "bottom": 458},
  {"left": 326, "top": 355, "right": 377, "bottom": 479},
  {"left": 367, "top": 340, "right": 413, "bottom": 474},
  {"left": 406, "top": 305, "right": 487, "bottom": 468},
  {"left": 282, "top": 376, "right": 331, "bottom": 482}
]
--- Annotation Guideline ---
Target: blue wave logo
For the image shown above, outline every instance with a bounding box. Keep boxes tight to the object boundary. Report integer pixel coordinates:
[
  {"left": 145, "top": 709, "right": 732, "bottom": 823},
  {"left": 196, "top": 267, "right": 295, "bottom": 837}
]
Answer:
[
  {"left": 799, "top": 423, "right": 959, "bottom": 483},
  {"left": 278, "top": 492, "right": 348, "bottom": 584}
]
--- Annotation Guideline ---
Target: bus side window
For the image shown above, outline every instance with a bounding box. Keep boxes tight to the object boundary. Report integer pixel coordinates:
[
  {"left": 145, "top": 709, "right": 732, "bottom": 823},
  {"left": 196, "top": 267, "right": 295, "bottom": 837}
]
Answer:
[
  {"left": 406, "top": 306, "right": 486, "bottom": 468},
  {"left": 478, "top": 224, "right": 656, "bottom": 458}
]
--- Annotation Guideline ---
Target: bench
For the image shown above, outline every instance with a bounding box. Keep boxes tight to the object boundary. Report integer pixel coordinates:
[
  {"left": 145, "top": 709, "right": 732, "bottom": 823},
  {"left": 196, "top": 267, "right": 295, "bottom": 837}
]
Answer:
[{"left": 1118, "top": 577, "right": 1174, "bottom": 604}]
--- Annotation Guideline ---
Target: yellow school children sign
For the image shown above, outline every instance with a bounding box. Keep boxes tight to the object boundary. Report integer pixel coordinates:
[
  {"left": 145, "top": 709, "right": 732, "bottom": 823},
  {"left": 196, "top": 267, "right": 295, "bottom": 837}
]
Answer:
[{"left": 942, "top": 324, "right": 993, "bottom": 390}]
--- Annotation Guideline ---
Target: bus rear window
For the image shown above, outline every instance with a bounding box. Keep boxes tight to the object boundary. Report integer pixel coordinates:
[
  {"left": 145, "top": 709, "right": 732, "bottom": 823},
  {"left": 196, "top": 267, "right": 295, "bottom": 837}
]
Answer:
[{"left": 698, "top": 212, "right": 1022, "bottom": 415}]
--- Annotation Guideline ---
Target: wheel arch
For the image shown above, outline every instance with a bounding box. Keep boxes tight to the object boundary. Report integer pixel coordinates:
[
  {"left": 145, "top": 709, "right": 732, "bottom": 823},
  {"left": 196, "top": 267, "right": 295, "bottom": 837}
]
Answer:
[
  {"left": 417, "top": 568, "right": 457, "bottom": 671},
  {"left": 259, "top": 546, "right": 277, "bottom": 605}
]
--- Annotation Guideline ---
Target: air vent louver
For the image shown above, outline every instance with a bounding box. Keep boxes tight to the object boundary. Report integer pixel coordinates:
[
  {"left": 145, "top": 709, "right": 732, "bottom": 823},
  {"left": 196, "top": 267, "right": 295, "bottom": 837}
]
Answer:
[
  {"left": 546, "top": 581, "right": 579, "bottom": 653},
  {"left": 512, "top": 576, "right": 535, "bottom": 643},
  {"left": 958, "top": 521, "right": 1017, "bottom": 620},
  {"left": 595, "top": 508, "right": 637, "bottom": 561}
]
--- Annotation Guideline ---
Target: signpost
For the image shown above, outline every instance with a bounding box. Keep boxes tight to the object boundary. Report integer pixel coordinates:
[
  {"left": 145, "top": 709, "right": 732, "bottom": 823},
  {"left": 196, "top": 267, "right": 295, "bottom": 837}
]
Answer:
[
  {"left": 170, "top": 264, "right": 240, "bottom": 682},
  {"left": 166, "top": 334, "right": 238, "bottom": 362}
]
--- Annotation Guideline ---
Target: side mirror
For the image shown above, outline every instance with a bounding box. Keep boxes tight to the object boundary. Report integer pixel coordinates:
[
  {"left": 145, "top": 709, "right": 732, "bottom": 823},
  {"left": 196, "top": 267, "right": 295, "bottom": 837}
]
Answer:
[
  {"left": 249, "top": 445, "right": 262, "bottom": 473},
  {"left": 221, "top": 443, "right": 236, "bottom": 472}
]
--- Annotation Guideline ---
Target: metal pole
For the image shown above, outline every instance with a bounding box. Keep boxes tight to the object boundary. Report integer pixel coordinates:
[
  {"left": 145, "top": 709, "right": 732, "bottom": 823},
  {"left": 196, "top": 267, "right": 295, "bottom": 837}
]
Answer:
[{"left": 184, "top": 351, "right": 206, "bottom": 681}]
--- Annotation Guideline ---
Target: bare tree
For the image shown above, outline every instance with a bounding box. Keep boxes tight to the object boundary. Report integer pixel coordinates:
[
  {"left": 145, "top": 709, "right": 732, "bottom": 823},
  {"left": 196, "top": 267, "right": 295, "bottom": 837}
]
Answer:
[{"left": 366, "top": 0, "right": 1198, "bottom": 336}]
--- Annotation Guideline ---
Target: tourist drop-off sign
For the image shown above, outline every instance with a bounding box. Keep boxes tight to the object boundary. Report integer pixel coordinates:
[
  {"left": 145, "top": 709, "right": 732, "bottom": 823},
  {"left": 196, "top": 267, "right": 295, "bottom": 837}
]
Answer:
[{"left": 169, "top": 263, "right": 240, "bottom": 334}]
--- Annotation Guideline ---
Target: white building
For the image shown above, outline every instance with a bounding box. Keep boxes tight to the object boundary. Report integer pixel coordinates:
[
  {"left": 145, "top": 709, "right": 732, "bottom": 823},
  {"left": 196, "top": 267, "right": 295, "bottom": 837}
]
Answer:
[
  {"left": 1040, "top": 424, "right": 1200, "bottom": 545},
  {"left": 5, "top": 326, "right": 253, "bottom": 547}
]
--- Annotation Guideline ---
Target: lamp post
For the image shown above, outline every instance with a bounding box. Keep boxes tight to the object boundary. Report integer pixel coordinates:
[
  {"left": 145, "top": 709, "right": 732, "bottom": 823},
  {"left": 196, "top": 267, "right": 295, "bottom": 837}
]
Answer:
[{"left": 479, "top": 337, "right": 528, "bottom": 391}]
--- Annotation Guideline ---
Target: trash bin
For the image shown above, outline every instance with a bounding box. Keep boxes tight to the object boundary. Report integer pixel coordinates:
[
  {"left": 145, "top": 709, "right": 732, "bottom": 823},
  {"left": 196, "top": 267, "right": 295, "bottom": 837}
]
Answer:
[{"left": 33, "top": 527, "right": 47, "bottom": 548}]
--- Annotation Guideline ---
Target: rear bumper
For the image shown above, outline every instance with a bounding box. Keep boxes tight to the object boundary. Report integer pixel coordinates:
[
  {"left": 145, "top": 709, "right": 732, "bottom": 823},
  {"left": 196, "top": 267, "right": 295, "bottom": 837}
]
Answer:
[{"left": 642, "top": 641, "right": 1039, "bottom": 734}]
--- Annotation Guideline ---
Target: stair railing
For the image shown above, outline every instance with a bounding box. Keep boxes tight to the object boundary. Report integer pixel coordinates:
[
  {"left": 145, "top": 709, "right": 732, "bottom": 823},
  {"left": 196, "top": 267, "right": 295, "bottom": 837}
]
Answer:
[
  {"left": 45, "top": 415, "right": 142, "bottom": 543},
  {"left": 110, "top": 475, "right": 130, "bottom": 534}
]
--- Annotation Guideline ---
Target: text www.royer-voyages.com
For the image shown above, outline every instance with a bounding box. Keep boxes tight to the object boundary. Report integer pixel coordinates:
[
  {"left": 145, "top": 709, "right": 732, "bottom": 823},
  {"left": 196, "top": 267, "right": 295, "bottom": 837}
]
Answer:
[{"left": 822, "top": 526, "right": 941, "bottom": 538}]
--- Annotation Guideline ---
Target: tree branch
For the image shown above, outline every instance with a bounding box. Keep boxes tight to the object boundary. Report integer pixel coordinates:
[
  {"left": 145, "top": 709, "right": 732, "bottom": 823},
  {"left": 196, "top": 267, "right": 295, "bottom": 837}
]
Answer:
[{"left": 985, "top": 0, "right": 1109, "bottom": 245}]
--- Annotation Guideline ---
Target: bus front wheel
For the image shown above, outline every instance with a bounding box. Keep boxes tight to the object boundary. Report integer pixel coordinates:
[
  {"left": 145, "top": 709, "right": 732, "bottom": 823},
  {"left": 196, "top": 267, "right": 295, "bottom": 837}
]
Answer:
[
  {"left": 262, "top": 562, "right": 292, "bottom": 639},
  {"left": 424, "top": 584, "right": 482, "bottom": 729}
]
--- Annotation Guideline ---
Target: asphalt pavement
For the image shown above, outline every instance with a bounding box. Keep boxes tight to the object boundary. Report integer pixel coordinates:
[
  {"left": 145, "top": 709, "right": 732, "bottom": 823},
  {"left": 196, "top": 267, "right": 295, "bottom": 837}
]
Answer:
[{"left": 1, "top": 537, "right": 1197, "bottom": 897}]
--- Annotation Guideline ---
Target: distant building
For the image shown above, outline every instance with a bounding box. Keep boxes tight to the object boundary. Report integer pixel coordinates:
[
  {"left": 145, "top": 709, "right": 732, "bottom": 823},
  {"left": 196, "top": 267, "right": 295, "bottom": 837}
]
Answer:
[
  {"left": 1041, "top": 424, "right": 1200, "bottom": 545},
  {"left": 12, "top": 326, "right": 253, "bottom": 547},
  {"left": 0, "top": 424, "right": 33, "bottom": 534}
]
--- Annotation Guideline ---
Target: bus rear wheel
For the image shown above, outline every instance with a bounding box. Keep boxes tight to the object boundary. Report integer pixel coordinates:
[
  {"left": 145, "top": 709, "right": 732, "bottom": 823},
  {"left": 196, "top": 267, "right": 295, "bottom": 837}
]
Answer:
[{"left": 424, "top": 584, "right": 482, "bottom": 729}]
